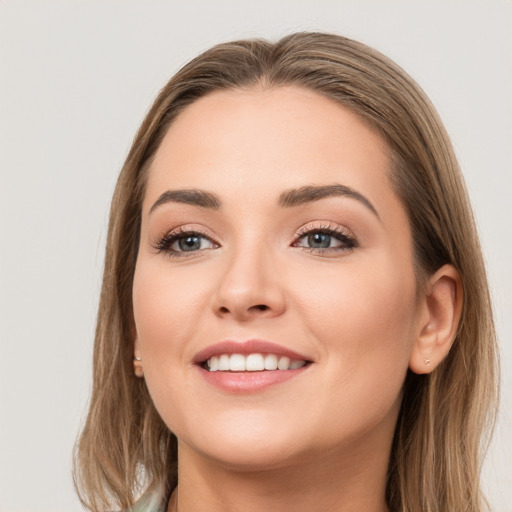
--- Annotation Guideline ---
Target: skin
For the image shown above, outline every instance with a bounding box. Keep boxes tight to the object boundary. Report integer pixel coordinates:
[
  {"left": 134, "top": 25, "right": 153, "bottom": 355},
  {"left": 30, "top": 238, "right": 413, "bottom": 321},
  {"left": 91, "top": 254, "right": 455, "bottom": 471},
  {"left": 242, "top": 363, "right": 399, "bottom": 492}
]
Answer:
[{"left": 132, "top": 86, "right": 461, "bottom": 512}]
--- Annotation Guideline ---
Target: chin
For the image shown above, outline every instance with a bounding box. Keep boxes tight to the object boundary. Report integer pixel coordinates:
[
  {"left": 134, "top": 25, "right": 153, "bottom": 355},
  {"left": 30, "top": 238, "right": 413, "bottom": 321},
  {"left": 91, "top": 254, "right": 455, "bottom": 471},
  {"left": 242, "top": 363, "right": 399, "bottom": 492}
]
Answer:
[
  {"left": 178, "top": 412, "right": 311, "bottom": 471},
  {"left": 197, "top": 440, "right": 302, "bottom": 472}
]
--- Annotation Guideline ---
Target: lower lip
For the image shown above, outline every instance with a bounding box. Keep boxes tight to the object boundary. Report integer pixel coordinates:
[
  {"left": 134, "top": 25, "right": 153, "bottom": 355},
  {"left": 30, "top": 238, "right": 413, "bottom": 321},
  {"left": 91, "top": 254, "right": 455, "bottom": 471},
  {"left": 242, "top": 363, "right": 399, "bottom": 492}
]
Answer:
[{"left": 197, "top": 365, "right": 310, "bottom": 393}]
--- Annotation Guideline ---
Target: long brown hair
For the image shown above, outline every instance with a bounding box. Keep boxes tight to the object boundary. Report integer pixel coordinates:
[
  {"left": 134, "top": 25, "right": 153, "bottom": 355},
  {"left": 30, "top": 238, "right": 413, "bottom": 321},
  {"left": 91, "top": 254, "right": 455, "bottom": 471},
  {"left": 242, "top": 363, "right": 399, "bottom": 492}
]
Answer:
[{"left": 73, "top": 32, "right": 498, "bottom": 511}]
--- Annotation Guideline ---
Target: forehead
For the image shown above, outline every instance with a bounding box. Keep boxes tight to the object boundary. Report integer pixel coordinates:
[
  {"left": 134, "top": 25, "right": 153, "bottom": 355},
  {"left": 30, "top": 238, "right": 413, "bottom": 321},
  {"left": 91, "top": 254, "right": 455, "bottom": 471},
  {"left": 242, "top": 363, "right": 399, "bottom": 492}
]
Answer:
[{"left": 145, "top": 86, "right": 395, "bottom": 212}]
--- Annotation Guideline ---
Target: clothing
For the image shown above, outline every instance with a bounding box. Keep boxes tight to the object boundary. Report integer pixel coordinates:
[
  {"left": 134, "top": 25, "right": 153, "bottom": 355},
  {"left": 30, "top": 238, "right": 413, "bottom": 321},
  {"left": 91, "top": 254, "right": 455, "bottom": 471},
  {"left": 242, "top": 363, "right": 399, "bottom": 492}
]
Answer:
[{"left": 130, "top": 487, "right": 167, "bottom": 512}]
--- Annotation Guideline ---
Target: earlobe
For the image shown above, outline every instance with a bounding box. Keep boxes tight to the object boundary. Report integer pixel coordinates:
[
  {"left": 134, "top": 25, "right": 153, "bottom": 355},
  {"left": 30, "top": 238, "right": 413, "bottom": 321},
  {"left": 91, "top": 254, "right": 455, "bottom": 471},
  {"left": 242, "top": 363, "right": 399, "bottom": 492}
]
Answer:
[
  {"left": 133, "top": 332, "right": 144, "bottom": 378},
  {"left": 409, "top": 264, "right": 463, "bottom": 375}
]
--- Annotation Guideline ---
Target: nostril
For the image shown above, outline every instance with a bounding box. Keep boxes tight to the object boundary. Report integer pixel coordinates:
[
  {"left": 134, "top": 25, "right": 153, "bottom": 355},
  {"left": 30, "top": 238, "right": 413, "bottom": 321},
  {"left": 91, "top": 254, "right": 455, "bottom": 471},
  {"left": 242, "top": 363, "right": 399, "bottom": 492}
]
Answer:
[{"left": 217, "top": 304, "right": 271, "bottom": 316}]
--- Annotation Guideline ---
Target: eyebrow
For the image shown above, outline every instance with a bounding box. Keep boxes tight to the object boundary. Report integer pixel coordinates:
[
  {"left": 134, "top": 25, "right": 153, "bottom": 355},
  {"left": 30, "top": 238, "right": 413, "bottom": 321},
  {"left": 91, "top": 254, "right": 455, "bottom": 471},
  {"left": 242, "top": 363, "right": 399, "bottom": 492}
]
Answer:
[
  {"left": 278, "top": 184, "right": 379, "bottom": 218},
  {"left": 149, "top": 189, "right": 221, "bottom": 214},
  {"left": 148, "top": 184, "right": 379, "bottom": 218}
]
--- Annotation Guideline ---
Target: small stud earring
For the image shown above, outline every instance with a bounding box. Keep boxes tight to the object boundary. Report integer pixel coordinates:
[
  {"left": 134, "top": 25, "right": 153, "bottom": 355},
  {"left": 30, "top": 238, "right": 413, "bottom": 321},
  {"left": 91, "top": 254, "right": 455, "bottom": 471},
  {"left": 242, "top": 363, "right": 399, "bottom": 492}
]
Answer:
[
  {"left": 133, "top": 355, "right": 144, "bottom": 378},
  {"left": 424, "top": 358, "right": 431, "bottom": 367}
]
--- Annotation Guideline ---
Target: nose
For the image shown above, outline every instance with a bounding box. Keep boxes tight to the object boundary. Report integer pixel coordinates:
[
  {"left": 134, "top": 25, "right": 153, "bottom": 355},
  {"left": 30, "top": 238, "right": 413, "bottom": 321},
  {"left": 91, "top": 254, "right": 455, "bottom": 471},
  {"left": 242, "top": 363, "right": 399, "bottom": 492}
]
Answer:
[{"left": 212, "top": 245, "right": 286, "bottom": 322}]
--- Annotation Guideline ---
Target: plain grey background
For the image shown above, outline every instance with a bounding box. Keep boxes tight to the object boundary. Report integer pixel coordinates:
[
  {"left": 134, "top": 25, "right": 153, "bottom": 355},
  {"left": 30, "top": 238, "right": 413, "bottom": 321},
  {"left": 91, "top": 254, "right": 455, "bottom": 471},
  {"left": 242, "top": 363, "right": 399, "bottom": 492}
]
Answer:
[{"left": 1, "top": 1, "right": 510, "bottom": 511}]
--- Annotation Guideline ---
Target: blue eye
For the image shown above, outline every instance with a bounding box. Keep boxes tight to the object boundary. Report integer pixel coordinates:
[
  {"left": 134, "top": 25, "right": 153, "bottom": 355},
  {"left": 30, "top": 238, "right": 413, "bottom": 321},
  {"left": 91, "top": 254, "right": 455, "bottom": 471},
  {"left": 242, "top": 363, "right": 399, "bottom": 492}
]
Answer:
[
  {"left": 294, "top": 226, "right": 357, "bottom": 253},
  {"left": 306, "top": 232, "right": 334, "bottom": 249},
  {"left": 154, "top": 230, "right": 217, "bottom": 256},
  {"left": 154, "top": 225, "right": 356, "bottom": 258},
  {"left": 173, "top": 235, "right": 212, "bottom": 252}
]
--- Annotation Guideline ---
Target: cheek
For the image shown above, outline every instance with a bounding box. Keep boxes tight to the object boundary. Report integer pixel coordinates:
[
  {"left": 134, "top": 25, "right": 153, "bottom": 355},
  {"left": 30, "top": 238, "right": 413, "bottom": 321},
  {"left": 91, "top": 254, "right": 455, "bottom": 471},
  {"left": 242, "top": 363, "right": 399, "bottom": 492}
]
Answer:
[
  {"left": 296, "top": 260, "right": 417, "bottom": 344},
  {"left": 291, "top": 258, "right": 418, "bottom": 415},
  {"left": 132, "top": 260, "right": 213, "bottom": 431},
  {"left": 132, "top": 261, "right": 209, "bottom": 369}
]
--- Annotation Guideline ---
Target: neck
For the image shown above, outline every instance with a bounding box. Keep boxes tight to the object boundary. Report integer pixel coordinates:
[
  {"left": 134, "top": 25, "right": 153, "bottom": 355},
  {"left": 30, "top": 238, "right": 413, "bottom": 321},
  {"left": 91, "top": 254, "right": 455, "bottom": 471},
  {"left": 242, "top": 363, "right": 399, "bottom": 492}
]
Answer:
[{"left": 169, "top": 438, "right": 391, "bottom": 512}]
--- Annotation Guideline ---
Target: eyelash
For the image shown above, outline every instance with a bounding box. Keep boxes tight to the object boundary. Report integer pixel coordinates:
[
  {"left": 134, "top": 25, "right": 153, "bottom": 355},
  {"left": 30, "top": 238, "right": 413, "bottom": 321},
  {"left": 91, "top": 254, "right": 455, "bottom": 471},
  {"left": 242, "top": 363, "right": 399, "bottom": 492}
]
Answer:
[
  {"left": 292, "top": 223, "right": 358, "bottom": 255},
  {"left": 152, "top": 226, "right": 218, "bottom": 258},
  {"left": 153, "top": 223, "right": 358, "bottom": 258}
]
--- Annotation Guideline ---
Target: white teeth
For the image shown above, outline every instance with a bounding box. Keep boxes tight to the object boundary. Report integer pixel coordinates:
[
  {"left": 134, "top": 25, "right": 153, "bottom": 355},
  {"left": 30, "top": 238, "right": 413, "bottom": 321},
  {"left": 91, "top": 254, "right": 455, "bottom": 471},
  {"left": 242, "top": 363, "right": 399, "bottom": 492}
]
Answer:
[
  {"left": 206, "top": 353, "right": 306, "bottom": 372},
  {"left": 229, "top": 354, "right": 246, "bottom": 371},
  {"left": 264, "top": 354, "right": 278, "bottom": 370},
  {"left": 208, "top": 356, "right": 219, "bottom": 371},
  {"left": 277, "top": 356, "right": 291, "bottom": 370},
  {"left": 246, "top": 353, "right": 265, "bottom": 371},
  {"left": 218, "top": 354, "right": 230, "bottom": 371}
]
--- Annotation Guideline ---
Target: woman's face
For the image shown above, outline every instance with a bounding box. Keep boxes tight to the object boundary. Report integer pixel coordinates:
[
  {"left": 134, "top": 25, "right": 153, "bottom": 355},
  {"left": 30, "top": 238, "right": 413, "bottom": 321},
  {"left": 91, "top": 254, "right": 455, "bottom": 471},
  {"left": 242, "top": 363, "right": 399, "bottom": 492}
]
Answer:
[{"left": 133, "top": 86, "right": 424, "bottom": 470}]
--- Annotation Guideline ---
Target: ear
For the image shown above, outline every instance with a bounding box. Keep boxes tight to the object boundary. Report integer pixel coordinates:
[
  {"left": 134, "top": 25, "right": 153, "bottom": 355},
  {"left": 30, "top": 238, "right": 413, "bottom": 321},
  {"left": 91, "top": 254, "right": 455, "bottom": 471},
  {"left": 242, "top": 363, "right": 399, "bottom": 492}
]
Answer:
[{"left": 409, "top": 264, "right": 463, "bottom": 374}]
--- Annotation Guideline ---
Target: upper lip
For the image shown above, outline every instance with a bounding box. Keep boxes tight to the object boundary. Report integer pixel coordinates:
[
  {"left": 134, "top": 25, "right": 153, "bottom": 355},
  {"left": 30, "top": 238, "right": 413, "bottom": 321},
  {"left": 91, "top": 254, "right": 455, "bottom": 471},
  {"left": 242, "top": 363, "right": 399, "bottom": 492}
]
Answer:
[{"left": 193, "top": 339, "right": 312, "bottom": 364}]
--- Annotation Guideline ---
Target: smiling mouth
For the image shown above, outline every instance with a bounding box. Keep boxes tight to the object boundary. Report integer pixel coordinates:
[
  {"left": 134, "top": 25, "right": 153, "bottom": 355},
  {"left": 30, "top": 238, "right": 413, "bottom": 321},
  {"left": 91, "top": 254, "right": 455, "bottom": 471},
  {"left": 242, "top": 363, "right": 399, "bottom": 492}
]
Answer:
[{"left": 203, "top": 353, "right": 309, "bottom": 372}]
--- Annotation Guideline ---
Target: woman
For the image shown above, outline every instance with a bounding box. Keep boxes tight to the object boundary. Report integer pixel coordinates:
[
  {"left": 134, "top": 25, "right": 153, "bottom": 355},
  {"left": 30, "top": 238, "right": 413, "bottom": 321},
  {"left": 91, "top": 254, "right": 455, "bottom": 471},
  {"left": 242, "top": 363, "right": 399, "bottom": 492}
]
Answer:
[{"left": 73, "top": 32, "right": 498, "bottom": 512}]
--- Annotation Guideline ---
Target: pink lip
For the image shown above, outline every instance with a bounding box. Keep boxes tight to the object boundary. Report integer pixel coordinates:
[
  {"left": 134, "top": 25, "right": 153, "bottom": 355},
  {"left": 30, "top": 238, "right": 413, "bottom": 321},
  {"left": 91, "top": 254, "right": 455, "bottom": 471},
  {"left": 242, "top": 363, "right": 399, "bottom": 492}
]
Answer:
[
  {"left": 198, "top": 366, "right": 310, "bottom": 393},
  {"left": 192, "top": 339, "right": 311, "bottom": 364},
  {"left": 193, "top": 339, "right": 313, "bottom": 393}
]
